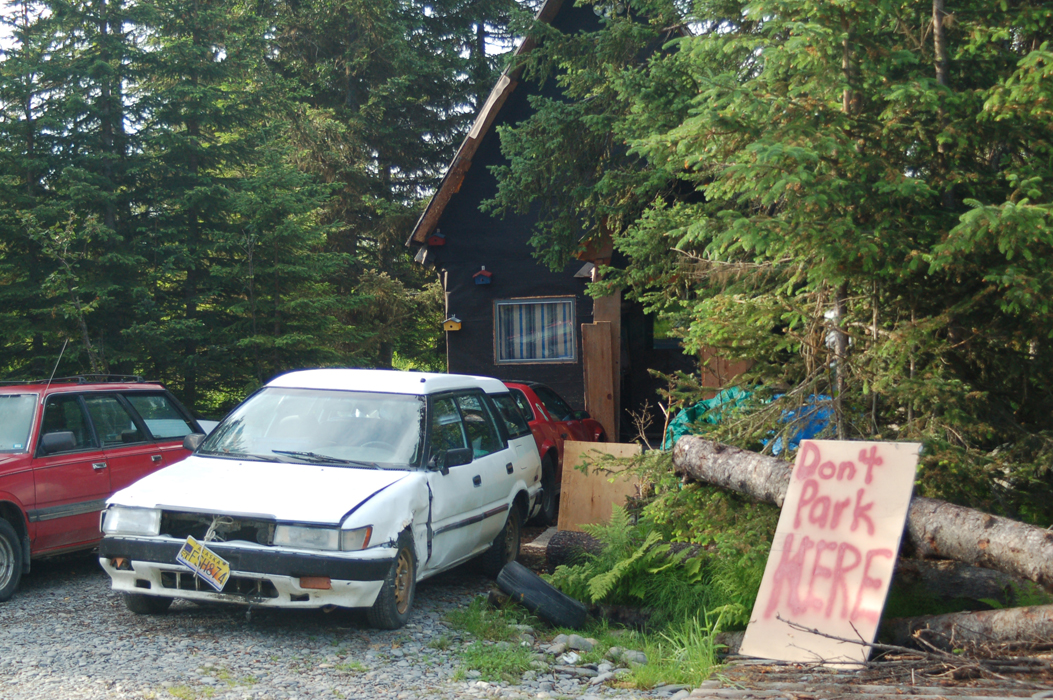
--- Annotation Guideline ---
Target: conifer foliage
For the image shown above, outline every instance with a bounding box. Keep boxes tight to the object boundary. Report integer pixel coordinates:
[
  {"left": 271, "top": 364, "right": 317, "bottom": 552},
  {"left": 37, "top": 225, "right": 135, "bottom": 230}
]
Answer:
[
  {"left": 0, "top": 0, "right": 514, "bottom": 414},
  {"left": 487, "top": 0, "right": 1053, "bottom": 520}
]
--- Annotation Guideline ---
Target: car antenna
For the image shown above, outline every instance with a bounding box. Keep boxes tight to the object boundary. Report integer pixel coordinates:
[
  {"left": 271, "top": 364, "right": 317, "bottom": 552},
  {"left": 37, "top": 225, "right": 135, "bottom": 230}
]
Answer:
[{"left": 41, "top": 338, "right": 69, "bottom": 405}]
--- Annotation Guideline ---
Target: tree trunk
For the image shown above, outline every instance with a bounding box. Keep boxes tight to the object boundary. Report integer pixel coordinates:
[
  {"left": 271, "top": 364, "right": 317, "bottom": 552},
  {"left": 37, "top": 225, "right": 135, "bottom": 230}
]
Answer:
[
  {"left": 881, "top": 604, "right": 1053, "bottom": 651},
  {"left": 672, "top": 436, "right": 1053, "bottom": 591}
]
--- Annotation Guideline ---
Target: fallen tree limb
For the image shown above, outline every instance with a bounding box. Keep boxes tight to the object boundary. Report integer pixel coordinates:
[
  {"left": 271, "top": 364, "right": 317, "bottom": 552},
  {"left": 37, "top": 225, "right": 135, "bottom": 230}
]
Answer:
[
  {"left": 882, "top": 605, "right": 1053, "bottom": 651},
  {"left": 672, "top": 436, "right": 1053, "bottom": 591},
  {"left": 778, "top": 614, "right": 1053, "bottom": 677}
]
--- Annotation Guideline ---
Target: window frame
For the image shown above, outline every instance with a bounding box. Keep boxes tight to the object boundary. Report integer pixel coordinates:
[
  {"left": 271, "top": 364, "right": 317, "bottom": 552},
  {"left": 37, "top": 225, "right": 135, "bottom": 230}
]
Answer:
[
  {"left": 493, "top": 296, "right": 578, "bottom": 365},
  {"left": 36, "top": 394, "right": 99, "bottom": 456},
  {"left": 490, "top": 392, "right": 532, "bottom": 440}
]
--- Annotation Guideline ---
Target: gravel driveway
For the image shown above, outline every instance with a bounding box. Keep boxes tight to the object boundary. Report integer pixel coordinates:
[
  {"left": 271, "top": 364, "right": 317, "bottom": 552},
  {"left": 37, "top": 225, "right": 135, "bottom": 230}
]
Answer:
[{"left": 0, "top": 553, "right": 653, "bottom": 700}]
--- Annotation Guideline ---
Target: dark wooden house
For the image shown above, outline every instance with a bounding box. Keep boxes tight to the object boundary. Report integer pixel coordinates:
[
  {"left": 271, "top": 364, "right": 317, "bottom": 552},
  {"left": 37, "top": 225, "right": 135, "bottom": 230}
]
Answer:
[{"left": 407, "top": 0, "right": 706, "bottom": 441}]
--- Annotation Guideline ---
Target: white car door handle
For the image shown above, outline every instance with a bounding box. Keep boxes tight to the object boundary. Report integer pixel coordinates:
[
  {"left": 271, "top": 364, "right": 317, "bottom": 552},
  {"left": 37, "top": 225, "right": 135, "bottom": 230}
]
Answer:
[{"left": 92, "top": 462, "right": 107, "bottom": 471}]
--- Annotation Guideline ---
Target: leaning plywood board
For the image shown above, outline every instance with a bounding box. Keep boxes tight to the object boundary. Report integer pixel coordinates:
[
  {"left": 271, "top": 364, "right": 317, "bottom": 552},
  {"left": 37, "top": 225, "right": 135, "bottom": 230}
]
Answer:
[
  {"left": 557, "top": 441, "right": 643, "bottom": 532},
  {"left": 739, "top": 440, "right": 920, "bottom": 667}
]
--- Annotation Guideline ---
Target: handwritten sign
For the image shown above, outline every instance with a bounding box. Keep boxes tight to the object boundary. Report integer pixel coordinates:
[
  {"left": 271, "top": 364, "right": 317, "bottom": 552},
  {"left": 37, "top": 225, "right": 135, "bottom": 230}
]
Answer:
[{"left": 739, "top": 440, "right": 920, "bottom": 666}]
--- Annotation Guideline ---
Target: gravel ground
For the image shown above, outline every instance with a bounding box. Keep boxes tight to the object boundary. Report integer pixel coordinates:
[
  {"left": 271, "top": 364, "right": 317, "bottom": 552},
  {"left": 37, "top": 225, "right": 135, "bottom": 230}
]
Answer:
[{"left": 0, "top": 553, "right": 665, "bottom": 700}]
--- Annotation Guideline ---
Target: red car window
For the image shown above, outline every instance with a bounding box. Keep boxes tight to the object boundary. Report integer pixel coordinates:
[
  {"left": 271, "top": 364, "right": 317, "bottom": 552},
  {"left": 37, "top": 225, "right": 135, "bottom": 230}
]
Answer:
[
  {"left": 40, "top": 395, "right": 97, "bottom": 452},
  {"left": 532, "top": 385, "right": 574, "bottom": 422},
  {"left": 84, "top": 395, "right": 143, "bottom": 446},
  {"left": 123, "top": 392, "right": 196, "bottom": 440},
  {"left": 510, "top": 389, "right": 535, "bottom": 421}
]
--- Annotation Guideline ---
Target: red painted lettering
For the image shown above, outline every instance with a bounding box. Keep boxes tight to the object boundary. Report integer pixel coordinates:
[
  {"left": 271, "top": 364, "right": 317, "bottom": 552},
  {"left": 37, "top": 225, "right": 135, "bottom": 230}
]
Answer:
[
  {"left": 837, "top": 461, "right": 856, "bottom": 481},
  {"left": 805, "top": 540, "right": 838, "bottom": 611},
  {"left": 818, "top": 461, "right": 836, "bottom": 479},
  {"left": 851, "top": 548, "right": 894, "bottom": 623},
  {"left": 825, "top": 542, "right": 862, "bottom": 618},
  {"left": 797, "top": 442, "right": 821, "bottom": 480},
  {"left": 808, "top": 496, "right": 831, "bottom": 528},
  {"left": 858, "top": 445, "right": 883, "bottom": 484},
  {"left": 830, "top": 497, "right": 851, "bottom": 530},
  {"left": 763, "top": 533, "right": 815, "bottom": 618},
  {"left": 851, "top": 488, "right": 875, "bottom": 536},
  {"left": 794, "top": 479, "right": 819, "bottom": 528}
]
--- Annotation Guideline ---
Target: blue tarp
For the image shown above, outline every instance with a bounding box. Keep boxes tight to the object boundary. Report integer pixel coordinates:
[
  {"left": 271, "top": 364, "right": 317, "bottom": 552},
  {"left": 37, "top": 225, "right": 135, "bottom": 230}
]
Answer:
[
  {"left": 767, "top": 394, "right": 833, "bottom": 455},
  {"left": 663, "top": 387, "right": 751, "bottom": 449},
  {"left": 663, "top": 390, "right": 833, "bottom": 454}
]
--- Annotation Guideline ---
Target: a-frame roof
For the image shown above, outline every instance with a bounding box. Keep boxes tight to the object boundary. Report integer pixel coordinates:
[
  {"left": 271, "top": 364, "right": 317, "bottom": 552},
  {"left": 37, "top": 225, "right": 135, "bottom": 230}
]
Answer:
[{"left": 406, "top": 0, "right": 565, "bottom": 247}]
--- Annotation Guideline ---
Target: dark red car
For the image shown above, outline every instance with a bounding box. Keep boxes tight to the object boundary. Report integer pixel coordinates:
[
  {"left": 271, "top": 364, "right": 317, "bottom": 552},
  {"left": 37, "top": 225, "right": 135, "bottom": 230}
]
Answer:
[
  {"left": 503, "top": 381, "right": 606, "bottom": 525},
  {"left": 0, "top": 376, "right": 203, "bottom": 601}
]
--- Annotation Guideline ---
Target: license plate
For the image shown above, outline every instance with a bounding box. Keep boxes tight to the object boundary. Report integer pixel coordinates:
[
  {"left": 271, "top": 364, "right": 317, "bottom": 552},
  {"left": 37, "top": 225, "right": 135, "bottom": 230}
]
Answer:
[{"left": 176, "top": 536, "right": 230, "bottom": 592}]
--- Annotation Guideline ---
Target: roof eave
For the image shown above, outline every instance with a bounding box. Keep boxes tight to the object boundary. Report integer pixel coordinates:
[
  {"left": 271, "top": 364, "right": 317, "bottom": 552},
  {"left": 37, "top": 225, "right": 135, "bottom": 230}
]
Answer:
[{"left": 406, "top": 0, "right": 566, "bottom": 247}]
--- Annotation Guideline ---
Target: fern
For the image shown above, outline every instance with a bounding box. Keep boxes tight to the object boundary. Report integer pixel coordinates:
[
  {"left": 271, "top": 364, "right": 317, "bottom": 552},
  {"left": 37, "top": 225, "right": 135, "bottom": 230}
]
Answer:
[{"left": 587, "top": 530, "right": 664, "bottom": 601}]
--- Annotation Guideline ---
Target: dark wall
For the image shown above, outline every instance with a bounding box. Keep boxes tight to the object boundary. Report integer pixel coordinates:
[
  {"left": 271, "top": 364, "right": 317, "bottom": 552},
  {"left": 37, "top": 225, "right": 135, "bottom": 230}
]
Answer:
[
  {"left": 426, "top": 3, "right": 703, "bottom": 426},
  {"left": 430, "top": 108, "right": 591, "bottom": 406},
  {"left": 424, "top": 3, "right": 602, "bottom": 409}
]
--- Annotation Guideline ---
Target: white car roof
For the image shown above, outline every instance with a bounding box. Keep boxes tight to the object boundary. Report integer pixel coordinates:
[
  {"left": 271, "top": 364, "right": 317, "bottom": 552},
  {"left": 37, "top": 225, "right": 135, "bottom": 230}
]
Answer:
[{"left": 266, "top": 369, "right": 510, "bottom": 396}]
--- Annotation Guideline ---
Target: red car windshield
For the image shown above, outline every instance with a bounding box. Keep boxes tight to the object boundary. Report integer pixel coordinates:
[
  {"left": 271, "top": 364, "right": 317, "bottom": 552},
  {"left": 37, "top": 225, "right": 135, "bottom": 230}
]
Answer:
[
  {"left": 0, "top": 393, "right": 36, "bottom": 452},
  {"left": 532, "top": 385, "right": 575, "bottom": 421}
]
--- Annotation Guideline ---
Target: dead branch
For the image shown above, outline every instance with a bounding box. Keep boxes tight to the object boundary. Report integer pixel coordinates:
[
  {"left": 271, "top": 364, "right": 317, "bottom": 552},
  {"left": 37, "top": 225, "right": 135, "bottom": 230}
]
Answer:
[{"left": 776, "top": 615, "right": 1053, "bottom": 679}]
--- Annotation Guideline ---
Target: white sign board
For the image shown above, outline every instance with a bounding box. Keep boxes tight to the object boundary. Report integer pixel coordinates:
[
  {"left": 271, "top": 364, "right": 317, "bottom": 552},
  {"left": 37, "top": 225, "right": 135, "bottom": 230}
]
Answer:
[{"left": 739, "top": 440, "right": 920, "bottom": 666}]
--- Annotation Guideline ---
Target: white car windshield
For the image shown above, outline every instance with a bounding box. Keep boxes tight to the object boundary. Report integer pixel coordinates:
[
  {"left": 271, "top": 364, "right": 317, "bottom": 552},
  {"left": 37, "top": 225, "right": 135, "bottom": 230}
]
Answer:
[
  {"left": 0, "top": 393, "right": 36, "bottom": 452},
  {"left": 200, "top": 387, "right": 425, "bottom": 468}
]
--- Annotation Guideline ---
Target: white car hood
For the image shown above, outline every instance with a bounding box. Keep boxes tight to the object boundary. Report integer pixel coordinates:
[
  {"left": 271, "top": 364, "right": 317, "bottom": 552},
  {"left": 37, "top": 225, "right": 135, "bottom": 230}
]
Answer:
[{"left": 108, "top": 455, "right": 411, "bottom": 525}]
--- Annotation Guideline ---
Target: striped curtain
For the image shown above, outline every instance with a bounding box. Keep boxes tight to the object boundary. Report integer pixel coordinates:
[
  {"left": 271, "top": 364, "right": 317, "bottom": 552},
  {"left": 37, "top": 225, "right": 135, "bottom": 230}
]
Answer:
[{"left": 496, "top": 299, "right": 575, "bottom": 362}]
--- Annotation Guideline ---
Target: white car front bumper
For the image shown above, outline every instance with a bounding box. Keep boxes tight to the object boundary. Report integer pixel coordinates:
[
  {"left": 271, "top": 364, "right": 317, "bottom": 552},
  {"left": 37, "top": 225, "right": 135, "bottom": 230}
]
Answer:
[{"left": 99, "top": 536, "right": 392, "bottom": 608}]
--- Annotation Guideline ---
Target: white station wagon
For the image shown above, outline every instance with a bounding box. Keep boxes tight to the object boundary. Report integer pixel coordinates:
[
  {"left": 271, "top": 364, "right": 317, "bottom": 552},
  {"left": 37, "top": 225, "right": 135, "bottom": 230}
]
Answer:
[{"left": 98, "top": 369, "right": 542, "bottom": 628}]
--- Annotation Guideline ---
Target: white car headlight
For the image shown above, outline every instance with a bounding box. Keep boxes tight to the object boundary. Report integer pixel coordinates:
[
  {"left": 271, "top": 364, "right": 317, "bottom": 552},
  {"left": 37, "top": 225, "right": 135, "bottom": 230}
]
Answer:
[
  {"left": 274, "top": 525, "right": 340, "bottom": 550},
  {"left": 273, "top": 525, "right": 372, "bottom": 551},
  {"left": 340, "top": 526, "right": 372, "bottom": 551},
  {"left": 102, "top": 507, "right": 161, "bottom": 536}
]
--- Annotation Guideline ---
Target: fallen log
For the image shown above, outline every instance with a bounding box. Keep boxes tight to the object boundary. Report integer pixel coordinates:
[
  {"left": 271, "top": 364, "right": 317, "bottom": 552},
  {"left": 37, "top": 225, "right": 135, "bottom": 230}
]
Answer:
[
  {"left": 881, "top": 604, "right": 1053, "bottom": 651},
  {"left": 545, "top": 529, "right": 705, "bottom": 572},
  {"left": 672, "top": 436, "right": 1053, "bottom": 592}
]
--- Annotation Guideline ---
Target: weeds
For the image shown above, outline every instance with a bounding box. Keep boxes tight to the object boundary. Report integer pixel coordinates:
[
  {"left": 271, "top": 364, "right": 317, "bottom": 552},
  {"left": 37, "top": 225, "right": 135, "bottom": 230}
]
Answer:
[
  {"left": 445, "top": 596, "right": 536, "bottom": 641},
  {"left": 166, "top": 686, "right": 215, "bottom": 700},
  {"left": 456, "top": 641, "right": 534, "bottom": 683},
  {"left": 334, "top": 660, "right": 367, "bottom": 673},
  {"left": 428, "top": 635, "right": 452, "bottom": 651}
]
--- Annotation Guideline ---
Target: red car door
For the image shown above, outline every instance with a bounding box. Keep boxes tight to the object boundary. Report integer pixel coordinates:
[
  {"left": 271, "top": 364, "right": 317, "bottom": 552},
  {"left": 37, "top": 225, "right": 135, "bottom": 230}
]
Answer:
[
  {"left": 32, "top": 394, "right": 111, "bottom": 552},
  {"left": 511, "top": 387, "right": 563, "bottom": 461},
  {"left": 82, "top": 393, "right": 165, "bottom": 493}
]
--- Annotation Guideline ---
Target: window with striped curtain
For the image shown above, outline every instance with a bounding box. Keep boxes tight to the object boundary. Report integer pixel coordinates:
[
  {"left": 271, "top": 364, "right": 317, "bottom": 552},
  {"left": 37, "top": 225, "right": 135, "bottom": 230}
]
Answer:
[{"left": 495, "top": 298, "right": 576, "bottom": 363}]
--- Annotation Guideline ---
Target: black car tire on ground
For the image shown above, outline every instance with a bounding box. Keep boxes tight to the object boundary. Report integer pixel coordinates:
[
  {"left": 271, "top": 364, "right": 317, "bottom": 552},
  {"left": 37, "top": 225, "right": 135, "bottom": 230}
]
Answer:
[
  {"left": 533, "top": 454, "right": 559, "bottom": 526},
  {"left": 122, "top": 592, "right": 174, "bottom": 614},
  {"left": 0, "top": 519, "right": 23, "bottom": 602},
  {"left": 479, "top": 505, "right": 521, "bottom": 578},
  {"left": 367, "top": 530, "right": 417, "bottom": 630},
  {"left": 496, "top": 560, "right": 588, "bottom": 629}
]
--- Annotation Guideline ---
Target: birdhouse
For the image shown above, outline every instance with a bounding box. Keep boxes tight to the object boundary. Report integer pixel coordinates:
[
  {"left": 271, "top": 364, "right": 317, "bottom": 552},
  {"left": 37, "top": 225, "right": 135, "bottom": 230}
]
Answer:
[
  {"left": 443, "top": 315, "right": 462, "bottom": 332},
  {"left": 426, "top": 230, "right": 446, "bottom": 246},
  {"left": 473, "top": 266, "right": 493, "bottom": 285}
]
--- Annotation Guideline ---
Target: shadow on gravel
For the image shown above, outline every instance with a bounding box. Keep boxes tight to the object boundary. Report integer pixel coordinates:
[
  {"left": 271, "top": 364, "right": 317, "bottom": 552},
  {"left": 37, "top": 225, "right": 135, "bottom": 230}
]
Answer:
[
  {"left": 17, "top": 549, "right": 106, "bottom": 593},
  {"left": 11, "top": 550, "right": 492, "bottom": 635}
]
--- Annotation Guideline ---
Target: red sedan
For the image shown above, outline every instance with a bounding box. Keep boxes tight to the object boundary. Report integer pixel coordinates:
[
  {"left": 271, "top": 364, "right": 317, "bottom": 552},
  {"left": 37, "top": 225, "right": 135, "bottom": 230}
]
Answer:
[
  {"left": 503, "top": 381, "right": 607, "bottom": 525},
  {"left": 0, "top": 377, "right": 203, "bottom": 601}
]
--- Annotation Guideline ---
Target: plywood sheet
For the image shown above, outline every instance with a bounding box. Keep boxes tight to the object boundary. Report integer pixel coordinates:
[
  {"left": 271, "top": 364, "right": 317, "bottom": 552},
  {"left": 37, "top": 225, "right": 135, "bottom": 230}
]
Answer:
[
  {"left": 582, "top": 322, "right": 615, "bottom": 440},
  {"left": 556, "top": 441, "right": 643, "bottom": 532},
  {"left": 739, "top": 440, "right": 921, "bottom": 667}
]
